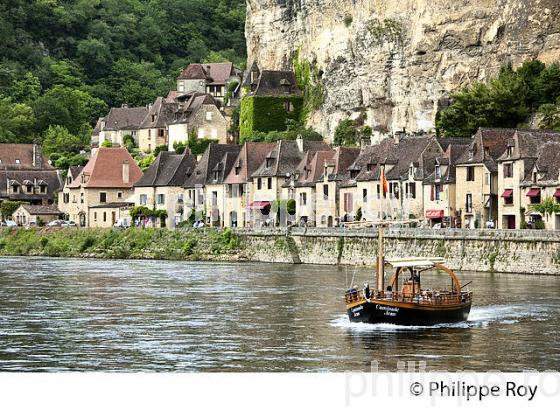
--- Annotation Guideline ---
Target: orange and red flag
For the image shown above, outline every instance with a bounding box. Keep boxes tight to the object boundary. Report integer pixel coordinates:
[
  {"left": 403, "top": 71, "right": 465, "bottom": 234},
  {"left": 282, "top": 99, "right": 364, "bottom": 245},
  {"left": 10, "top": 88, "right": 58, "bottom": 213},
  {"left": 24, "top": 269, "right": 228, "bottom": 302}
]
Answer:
[{"left": 380, "top": 166, "right": 388, "bottom": 194}]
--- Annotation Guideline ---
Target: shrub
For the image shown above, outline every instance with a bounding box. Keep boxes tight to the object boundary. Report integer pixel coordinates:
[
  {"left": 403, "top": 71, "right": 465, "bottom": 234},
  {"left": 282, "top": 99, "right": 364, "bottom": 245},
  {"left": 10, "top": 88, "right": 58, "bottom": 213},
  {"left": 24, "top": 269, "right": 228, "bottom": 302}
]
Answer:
[
  {"left": 101, "top": 140, "right": 112, "bottom": 148},
  {"left": 343, "top": 15, "right": 353, "bottom": 27}
]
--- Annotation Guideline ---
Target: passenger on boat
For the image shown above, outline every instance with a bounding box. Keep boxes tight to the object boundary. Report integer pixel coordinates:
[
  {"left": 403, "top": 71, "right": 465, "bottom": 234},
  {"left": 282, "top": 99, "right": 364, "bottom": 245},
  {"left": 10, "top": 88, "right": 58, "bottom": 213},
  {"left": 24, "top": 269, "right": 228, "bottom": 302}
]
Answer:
[
  {"left": 364, "top": 283, "right": 370, "bottom": 299},
  {"left": 385, "top": 285, "right": 393, "bottom": 299}
]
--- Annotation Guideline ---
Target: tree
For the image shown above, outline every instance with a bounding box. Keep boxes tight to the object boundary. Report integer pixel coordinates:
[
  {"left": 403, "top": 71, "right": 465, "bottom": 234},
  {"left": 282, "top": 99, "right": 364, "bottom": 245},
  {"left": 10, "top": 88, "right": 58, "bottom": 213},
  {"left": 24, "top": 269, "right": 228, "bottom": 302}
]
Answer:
[
  {"left": 42, "top": 125, "right": 84, "bottom": 155},
  {"left": 153, "top": 144, "right": 168, "bottom": 157},
  {"left": 0, "top": 97, "right": 36, "bottom": 143},
  {"left": 530, "top": 197, "right": 560, "bottom": 221},
  {"left": 101, "top": 140, "right": 113, "bottom": 148},
  {"left": 333, "top": 119, "right": 359, "bottom": 146},
  {"left": 173, "top": 141, "right": 187, "bottom": 154},
  {"left": 10, "top": 72, "right": 41, "bottom": 104},
  {"left": 1, "top": 201, "right": 26, "bottom": 220}
]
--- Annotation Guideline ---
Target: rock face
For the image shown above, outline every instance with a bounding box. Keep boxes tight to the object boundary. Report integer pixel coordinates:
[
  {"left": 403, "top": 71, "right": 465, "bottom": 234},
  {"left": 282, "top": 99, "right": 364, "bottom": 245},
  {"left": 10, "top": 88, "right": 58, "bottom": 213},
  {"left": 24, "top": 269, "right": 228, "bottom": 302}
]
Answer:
[{"left": 246, "top": 0, "right": 560, "bottom": 141}]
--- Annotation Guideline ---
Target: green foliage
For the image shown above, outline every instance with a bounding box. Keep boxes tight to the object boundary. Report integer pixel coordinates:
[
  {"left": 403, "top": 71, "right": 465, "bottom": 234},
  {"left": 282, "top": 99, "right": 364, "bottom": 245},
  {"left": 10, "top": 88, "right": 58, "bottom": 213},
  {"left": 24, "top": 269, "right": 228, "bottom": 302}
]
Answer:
[
  {"left": 293, "top": 48, "right": 324, "bottom": 121},
  {"left": 53, "top": 153, "right": 88, "bottom": 170},
  {"left": 286, "top": 199, "right": 296, "bottom": 216},
  {"left": 240, "top": 95, "right": 304, "bottom": 139},
  {"left": 344, "top": 15, "right": 353, "bottom": 27},
  {"left": 355, "top": 207, "right": 363, "bottom": 221},
  {"left": 0, "top": 0, "right": 247, "bottom": 142},
  {"left": 123, "top": 134, "right": 135, "bottom": 151},
  {"left": 333, "top": 119, "right": 370, "bottom": 146},
  {"left": 0, "top": 97, "right": 36, "bottom": 143},
  {"left": 186, "top": 132, "right": 217, "bottom": 156},
  {"left": 223, "top": 80, "right": 239, "bottom": 106},
  {"left": 367, "top": 18, "right": 406, "bottom": 45},
  {"left": 153, "top": 144, "right": 168, "bottom": 157},
  {"left": 1, "top": 201, "right": 26, "bottom": 220},
  {"left": 137, "top": 154, "right": 154, "bottom": 171},
  {"left": 173, "top": 141, "right": 187, "bottom": 154},
  {"left": 437, "top": 61, "right": 560, "bottom": 137},
  {"left": 534, "top": 219, "right": 546, "bottom": 230},
  {"left": 42, "top": 125, "right": 84, "bottom": 155},
  {"left": 530, "top": 197, "right": 560, "bottom": 218},
  {"left": 240, "top": 118, "right": 322, "bottom": 143}
]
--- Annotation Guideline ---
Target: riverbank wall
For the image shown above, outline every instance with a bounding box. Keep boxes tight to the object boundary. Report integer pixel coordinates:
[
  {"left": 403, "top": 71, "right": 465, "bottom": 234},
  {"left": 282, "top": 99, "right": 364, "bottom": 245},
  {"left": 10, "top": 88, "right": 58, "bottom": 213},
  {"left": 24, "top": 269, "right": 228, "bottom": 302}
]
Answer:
[{"left": 1, "top": 227, "right": 559, "bottom": 274}]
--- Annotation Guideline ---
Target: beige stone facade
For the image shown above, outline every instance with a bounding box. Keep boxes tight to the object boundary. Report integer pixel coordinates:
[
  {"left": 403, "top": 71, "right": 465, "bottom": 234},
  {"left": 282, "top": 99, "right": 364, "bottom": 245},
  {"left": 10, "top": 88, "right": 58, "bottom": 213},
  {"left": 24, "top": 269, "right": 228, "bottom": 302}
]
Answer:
[{"left": 455, "top": 164, "right": 496, "bottom": 229}]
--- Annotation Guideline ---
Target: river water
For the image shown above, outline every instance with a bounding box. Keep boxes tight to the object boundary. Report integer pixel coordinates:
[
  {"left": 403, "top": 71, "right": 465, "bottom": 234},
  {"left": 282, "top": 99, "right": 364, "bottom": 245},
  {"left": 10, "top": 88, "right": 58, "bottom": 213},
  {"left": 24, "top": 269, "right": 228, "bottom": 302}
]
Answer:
[{"left": 0, "top": 257, "right": 559, "bottom": 372}]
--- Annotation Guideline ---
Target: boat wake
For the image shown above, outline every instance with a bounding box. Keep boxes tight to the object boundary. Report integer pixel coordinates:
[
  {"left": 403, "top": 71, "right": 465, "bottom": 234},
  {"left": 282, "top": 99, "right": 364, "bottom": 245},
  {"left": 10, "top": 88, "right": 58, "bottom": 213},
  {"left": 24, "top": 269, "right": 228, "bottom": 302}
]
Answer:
[{"left": 331, "top": 304, "right": 551, "bottom": 332}]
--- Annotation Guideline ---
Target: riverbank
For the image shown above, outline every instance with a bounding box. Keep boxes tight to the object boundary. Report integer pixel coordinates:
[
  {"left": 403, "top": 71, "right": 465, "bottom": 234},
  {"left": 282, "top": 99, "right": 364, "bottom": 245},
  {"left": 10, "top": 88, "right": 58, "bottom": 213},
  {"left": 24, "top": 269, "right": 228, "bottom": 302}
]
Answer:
[{"left": 1, "top": 227, "right": 559, "bottom": 274}]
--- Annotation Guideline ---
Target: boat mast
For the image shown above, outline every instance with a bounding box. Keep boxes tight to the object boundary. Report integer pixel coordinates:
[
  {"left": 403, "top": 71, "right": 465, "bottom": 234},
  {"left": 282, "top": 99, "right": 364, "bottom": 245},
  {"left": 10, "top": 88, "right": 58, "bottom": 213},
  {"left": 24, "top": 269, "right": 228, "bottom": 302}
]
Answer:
[{"left": 376, "top": 223, "right": 384, "bottom": 292}]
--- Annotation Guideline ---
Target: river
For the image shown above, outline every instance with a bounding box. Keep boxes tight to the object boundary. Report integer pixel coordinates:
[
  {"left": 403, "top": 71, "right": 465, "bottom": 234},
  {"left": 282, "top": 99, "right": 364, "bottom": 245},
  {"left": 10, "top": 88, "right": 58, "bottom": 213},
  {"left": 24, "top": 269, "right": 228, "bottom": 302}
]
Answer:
[{"left": 0, "top": 257, "right": 558, "bottom": 372}]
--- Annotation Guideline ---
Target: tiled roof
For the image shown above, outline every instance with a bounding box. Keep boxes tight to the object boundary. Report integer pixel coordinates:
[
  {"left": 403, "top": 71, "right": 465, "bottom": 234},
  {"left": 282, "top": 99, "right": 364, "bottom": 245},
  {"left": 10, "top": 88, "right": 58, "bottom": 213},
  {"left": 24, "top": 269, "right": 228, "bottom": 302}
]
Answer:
[
  {"left": 135, "top": 150, "right": 197, "bottom": 187},
  {"left": 171, "top": 93, "right": 217, "bottom": 125},
  {"left": 140, "top": 97, "right": 179, "bottom": 129},
  {"left": 0, "top": 169, "right": 62, "bottom": 200},
  {"left": 252, "top": 70, "right": 302, "bottom": 96},
  {"left": 89, "top": 202, "right": 134, "bottom": 209},
  {"left": 177, "top": 63, "right": 233, "bottom": 85},
  {"left": 251, "top": 140, "right": 329, "bottom": 178},
  {"left": 92, "top": 117, "right": 104, "bottom": 136},
  {"left": 456, "top": 128, "right": 517, "bottom": 171},
  {"left": 424, "top": 139, "right": 471, "bottom": 184},
  {"left": 19, "top": 204, "right": 61, "bottom": 215},
  {"left": 293, "top": 150, "right": 335, "bottom": 187},
  {"left": 68, "top": 148, "right": 143, "bottom": 189},
  {"left": 103, "top": 106, "right": 148, "bottom": 131},
  {"left": 184, "top": 144, "right": 242, "bottom": 188},
  {"left": 0, "top": 144, "right": 53, "bottom": 170},
  {"left": 223, "top": 142, "right": 276, "bottom": 184},
  {"left": 68, "top": 166, "right": 84, "bottom": 180},
  {"left": 328, "top": 147, "right": 361, "bottom": 182},
  {"left": 530, "top": 142, "right": 560, "bottom": 184}
]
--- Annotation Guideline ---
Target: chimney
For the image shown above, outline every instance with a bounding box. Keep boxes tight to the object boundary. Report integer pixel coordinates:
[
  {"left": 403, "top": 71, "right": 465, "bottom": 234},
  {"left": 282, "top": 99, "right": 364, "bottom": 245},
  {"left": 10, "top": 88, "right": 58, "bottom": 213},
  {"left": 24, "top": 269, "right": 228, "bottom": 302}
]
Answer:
[
  {"left": 32, "top": 143, "right": 43, "bottom": 168},
  {"left": 296, "top": 135, "right": 304, "bottom": 152},
  {"left": 122, "top": 160, "right": 130, "bottom": 184}
]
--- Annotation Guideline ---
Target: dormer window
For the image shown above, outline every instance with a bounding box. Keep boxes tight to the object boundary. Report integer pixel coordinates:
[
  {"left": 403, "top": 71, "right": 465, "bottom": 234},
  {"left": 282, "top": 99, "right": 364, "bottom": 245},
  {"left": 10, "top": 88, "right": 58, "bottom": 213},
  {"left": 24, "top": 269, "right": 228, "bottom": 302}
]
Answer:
[
  {"left": 266, "top": 158, "right": 274, "bottom": 168},
  {"left": 213, "top": 171, "right": 219, "bottom": 181},
  {"left": 152, "top": 114, "right": 156, "bottom": 122},
  {"left": 533, "top": 170, "right": 538, "bottom": 184},
  {"left": 206, "top": 112, "right": 212, "bottom": 121},
  {"left": 40, "top": 185, "right": 46, "bottom": 194},
  {"left": 350, "top": 170, "right": 359, "bottom": 179},
  {"left": 280, "top": 79, "right": 291, "bottom": 94},
  {"left": 15, "top": 159, "right": 20, "bottom": 164},
  {"left": 507, "top": 146, "right": 514, "bottom": 157},
  {"left": 366, "top": 163, "right": 373, "bottom": 172},
  {"left": 435, "top": 165, "right": 441, "bottom": 179},
  {"left": 26, "top": 185, "right": 33, "bottom": 193},
  {"left": 305, "top": 169, "right": 311, "bottom": 179},
  {"left": 234, "top": 166, "right": 240, "bottom": 175},
  {"left": 409, "top": 164, "right": 414, "bottom": 177},
  {"left": 468, "top": 146, "right": 475, "bottom": 160},
  {"left": 484, "top": 147, "right": 490, "bottom": 157}
]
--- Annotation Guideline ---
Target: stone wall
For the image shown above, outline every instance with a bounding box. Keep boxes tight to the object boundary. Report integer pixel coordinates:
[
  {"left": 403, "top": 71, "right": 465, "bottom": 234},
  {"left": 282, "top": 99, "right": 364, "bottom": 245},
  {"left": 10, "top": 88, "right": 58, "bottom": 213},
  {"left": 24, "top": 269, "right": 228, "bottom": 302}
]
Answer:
[{"left": 237, "top": 228, "right": 560, "bottom": 274}]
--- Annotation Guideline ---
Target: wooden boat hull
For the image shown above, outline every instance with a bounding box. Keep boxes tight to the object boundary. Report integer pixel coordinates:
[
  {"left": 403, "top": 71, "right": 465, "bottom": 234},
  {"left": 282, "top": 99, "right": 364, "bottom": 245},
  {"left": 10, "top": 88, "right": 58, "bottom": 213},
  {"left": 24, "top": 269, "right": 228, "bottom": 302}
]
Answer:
[{"left": 347, "top": 300, "right": 472, "bottom": 326}]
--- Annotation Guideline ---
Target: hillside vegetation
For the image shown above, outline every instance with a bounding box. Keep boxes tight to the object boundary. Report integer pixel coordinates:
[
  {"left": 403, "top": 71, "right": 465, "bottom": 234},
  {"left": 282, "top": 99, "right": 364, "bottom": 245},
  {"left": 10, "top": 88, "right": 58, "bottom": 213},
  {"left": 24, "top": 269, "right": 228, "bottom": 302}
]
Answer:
[{"left": 0, "top": 0, "right": 246, "bottom": 146}]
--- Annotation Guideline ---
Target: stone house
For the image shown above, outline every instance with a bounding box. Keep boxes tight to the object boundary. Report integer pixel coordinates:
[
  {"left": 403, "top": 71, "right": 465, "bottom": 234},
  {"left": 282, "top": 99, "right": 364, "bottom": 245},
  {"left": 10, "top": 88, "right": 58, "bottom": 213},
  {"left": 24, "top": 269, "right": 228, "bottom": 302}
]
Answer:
[
  {"left": 98, "top": 105, "right": 148, "bottom": 147},
  {"left": 455, "top": 128, "right": 515, "bottom": 229},
  {"left": 167, "top": 93, "right": 229, "bottom": 149},
  {"left": 348, "top": 135, "right": 443, "bottom": 223},
  {"left": 250, "top": 139, "right": 328, "bottom": 226},
  {"left": 137, "top": 97, "right": 178, "bottom": 153},
  {"left": 239, "top": 63, "right": 304, "bottom": 139},
  {"left": 497, "top": 130, "right": 560, "bottom": 230},
  {"left": 134, "top": 150, "right": 197, "bottom": 228},
  {"left": 183, "top": 144, "right": 242, "bottom": 226},
  {"left": 176, "top": 62, "right": 241, "bottom": 104},
  {"left": 314, "top": 147, "right": 361, "bottom": 227},
  {"left": 422, "top": 138, "right": 471, "bottom": 227},
  {"left": 0, "top": 143, "right": 62, "bottom": 206},
  {"left": 12, "top": 204, "right": 61, "bottom": 226},
  {"left": 89, "top": 202, "right": 134, "bottom": 228},
  {"left": 284, "top": 149, "right": 335, "bottom": 226},
  {"left": 222, "top": 142, "right": 276, "bottom": 228},
  {"left": 58, "top": 148, "right": 143, "bottom": 227}
]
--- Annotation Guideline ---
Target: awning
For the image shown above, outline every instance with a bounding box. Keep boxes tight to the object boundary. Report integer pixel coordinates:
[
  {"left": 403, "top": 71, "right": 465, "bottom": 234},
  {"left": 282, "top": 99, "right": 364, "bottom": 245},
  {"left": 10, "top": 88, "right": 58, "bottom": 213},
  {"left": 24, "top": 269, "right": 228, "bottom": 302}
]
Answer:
[
  {"left": 248, "top": 201, "right": 271, "bottom": 210},
  {"left": 501, "top": 189, "right": 513, "bottom": 198},
  {"left": 554, "top": 189, "right": 560, "bottom": 198},
  {"left": 425, "top": 209, "right": 444, "bottom": 219},
  {"left": 526, "top": 188, "right": 541, "bottom": 198}
]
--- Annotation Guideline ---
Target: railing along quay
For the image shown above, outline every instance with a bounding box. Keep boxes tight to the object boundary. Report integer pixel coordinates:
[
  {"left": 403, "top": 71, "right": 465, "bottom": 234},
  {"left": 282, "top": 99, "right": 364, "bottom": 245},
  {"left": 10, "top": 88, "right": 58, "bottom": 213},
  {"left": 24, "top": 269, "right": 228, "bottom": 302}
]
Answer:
[{"left": 232, "top": 227, "right": 560, "bottom": 242}]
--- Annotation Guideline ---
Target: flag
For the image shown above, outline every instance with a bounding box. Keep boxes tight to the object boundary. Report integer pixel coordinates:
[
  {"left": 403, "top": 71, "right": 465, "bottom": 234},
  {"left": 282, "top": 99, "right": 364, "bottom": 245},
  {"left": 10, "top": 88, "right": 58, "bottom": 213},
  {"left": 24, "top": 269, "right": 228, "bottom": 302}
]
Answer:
[{"left": 380, "top": 166, "right": 388, "bottom": 194}]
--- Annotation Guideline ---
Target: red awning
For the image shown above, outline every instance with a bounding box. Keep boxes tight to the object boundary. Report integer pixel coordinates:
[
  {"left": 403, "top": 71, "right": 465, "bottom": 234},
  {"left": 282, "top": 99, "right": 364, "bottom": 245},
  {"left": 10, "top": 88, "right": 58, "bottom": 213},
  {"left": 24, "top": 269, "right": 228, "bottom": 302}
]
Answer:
[
  {"left": 425, "top": 209, "right": 444, "bottom": 219},
  {"left": 526, "top": 188, "right": 541, "bottom": 198},
  {"left": 501, "top": 189, "right": 513, "bottom": 198},
  {"left": 554, "top": 189, "right": 560, "bottom": 198},
  {"left": 248, "top": 201, "right": 271, "bottom": 210}
]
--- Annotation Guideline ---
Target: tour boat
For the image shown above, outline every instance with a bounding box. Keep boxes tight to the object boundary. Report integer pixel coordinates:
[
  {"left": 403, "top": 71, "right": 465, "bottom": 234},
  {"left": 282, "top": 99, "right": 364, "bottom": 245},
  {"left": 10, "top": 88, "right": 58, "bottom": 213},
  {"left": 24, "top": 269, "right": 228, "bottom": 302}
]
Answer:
[{"left": 344, "top": 225, "right": 472, "bottom": 326}]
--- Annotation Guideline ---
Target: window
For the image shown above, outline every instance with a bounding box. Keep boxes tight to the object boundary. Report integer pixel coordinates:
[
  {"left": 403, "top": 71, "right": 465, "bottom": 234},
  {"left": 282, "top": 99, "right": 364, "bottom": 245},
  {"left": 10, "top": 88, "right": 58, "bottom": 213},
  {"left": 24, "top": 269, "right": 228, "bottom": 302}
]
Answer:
[
  {"left": 80, "top": 192, "right": 84, "bottom": 204},
  {"left": 503, "top": 163, "right": 513, "bottom": 178},
  {"left": 93, "top": 212, "right": 97, "bottom": 222},
  {"left": 178, "top": 83, "right": 184, "bottom": 92},
  {"left": 26, "top": 185, "right": 32, "bottom": 193},
  {"left": 117, "top": 192, "right": 123, "bottom": 199},
  {"left": 152, "top": 114, "right": 156, "bottom": 122},
  {"left": 504, "top": 192, "right": 513, "bottom": 205},
  {"left": 300, "top": 192, "right": 307, "bottom": 206},
  {"left": 257, "top": 178, "right": 262, "bottom": 190},
  {"left": 466, "top": 167, "right": 475, "bottom": 181},
  {"left": 265, "top": 158, "right": 274, "bottom": 168},
  {"left": 99, "top": 192, "right": 107, "bottom": 203},
  {"left": 103, "top": 212, "right": 107, "bottom": 222},
  {"left": 532, "top": 171, "right": 538, "bottom": 184},
  {"left": 40, "top": 185, "right": 46, "bottom": 194},
  {"left": 507, "top": 146, "right": 513, "bottom": 157},
  {"left": 362, "top": 188, "right": 367, "bottom": 201},
  {"left": 484, "top": 173, "right": 491, "bottom": 186},
  {"left": 158, "top": 129, "right": 164, "bottom": 137},
  {"left": 267, "top": 178, "right": 272, "bottom": 190},
  {"left": 212, "top": 191, "right": 218, "bottom": 206},
  {"left": 284, "top": 101, "right": 294, "bottom": 112},
  {"left": 406, "top": 182, "right": 416, "bottom": 199},
  {"left": 206, "top": 111, "right": 212, "bottom": 121},
  {"left": 12, "top": 185, "right": 18, "bottom": 194},
  {"left": 197, "top": 190, "right": 204, "bottom": 205},
  {"left": 63, "top": 193, "right": 69, "bottom": 204},
  {"left": 234, "top": 166, "right": 240, "bottom": 175},
  {"left": 157, "top": 194, "right": 165, "bottom": 205},
  {"left": 323, "top": 184, "right": 329, "bottom": 198},
  {"left": 466, "top": 194, "right": 473, "bottom": 213},
  {"left": 139, "top": 194, "right": 147, "bottom": 205},
  {"left": 435, "top": 165, "right": 441, "bottom": 179},
  {"left": 15, "top": 159, "right": 20, "bottom": 164},
  {"left": 343, "top": 193, "right": 353, "bottom": 213}
]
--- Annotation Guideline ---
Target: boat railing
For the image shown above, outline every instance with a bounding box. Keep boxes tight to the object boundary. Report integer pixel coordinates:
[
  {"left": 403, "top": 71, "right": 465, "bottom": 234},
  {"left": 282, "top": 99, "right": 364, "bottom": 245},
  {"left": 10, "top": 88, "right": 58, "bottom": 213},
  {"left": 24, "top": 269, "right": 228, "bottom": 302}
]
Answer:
[{"left": 344, "top": 289, "right": 472, "bottom": 306}]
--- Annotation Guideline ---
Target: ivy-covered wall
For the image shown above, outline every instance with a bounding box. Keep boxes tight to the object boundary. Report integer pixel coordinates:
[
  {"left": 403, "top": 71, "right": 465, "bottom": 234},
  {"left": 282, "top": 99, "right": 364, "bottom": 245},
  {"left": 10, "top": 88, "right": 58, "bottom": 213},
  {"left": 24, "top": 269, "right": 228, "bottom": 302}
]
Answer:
[{"left": 239, "top": 95, "right": 304, "bottom": 139}]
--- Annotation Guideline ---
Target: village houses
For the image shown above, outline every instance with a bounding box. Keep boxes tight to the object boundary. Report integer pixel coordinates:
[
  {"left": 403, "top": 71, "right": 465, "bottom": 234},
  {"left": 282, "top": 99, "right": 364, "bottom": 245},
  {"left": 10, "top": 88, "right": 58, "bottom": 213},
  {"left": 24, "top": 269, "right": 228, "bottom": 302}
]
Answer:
[{"left": 58, "top": 148, "right": 143, "bottom": 227}]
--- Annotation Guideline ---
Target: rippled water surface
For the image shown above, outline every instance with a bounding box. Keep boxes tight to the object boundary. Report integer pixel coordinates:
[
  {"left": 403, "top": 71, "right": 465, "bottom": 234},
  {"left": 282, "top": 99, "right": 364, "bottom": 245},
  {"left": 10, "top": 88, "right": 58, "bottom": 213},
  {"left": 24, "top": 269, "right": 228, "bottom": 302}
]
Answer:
[{"left": 0, "top": 257, "right": 559, "bottom": 372}]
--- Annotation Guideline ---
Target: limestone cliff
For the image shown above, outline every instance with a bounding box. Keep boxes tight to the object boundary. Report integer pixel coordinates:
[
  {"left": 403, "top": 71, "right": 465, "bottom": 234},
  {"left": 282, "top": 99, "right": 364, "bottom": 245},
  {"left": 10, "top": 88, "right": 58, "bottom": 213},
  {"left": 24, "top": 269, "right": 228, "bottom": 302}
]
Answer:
[{"left": 245, "top": 0, "right": 560, "bottom": 141}]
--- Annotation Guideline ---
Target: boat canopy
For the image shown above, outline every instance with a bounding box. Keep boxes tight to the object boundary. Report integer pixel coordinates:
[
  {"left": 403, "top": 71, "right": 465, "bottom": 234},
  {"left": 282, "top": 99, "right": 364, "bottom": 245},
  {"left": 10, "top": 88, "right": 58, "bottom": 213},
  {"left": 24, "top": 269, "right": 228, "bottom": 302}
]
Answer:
[{"left": 386, "top": 257, "right": 446, "bottom": 268}]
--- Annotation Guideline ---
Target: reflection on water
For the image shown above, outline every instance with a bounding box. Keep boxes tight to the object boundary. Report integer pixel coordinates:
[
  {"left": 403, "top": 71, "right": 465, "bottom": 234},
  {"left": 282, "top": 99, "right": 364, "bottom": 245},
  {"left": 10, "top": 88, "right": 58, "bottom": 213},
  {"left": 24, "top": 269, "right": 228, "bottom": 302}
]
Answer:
[{"left": 0, "top": 257, "right": 558, "bottom": 372}]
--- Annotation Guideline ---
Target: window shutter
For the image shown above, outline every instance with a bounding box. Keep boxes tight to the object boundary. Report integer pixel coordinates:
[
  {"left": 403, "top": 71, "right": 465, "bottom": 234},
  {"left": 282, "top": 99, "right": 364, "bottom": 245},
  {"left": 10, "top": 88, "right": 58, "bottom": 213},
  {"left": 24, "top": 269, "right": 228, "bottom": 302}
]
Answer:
[{"left": 430, "top": 185, "right": 434, "bottom": 201}]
